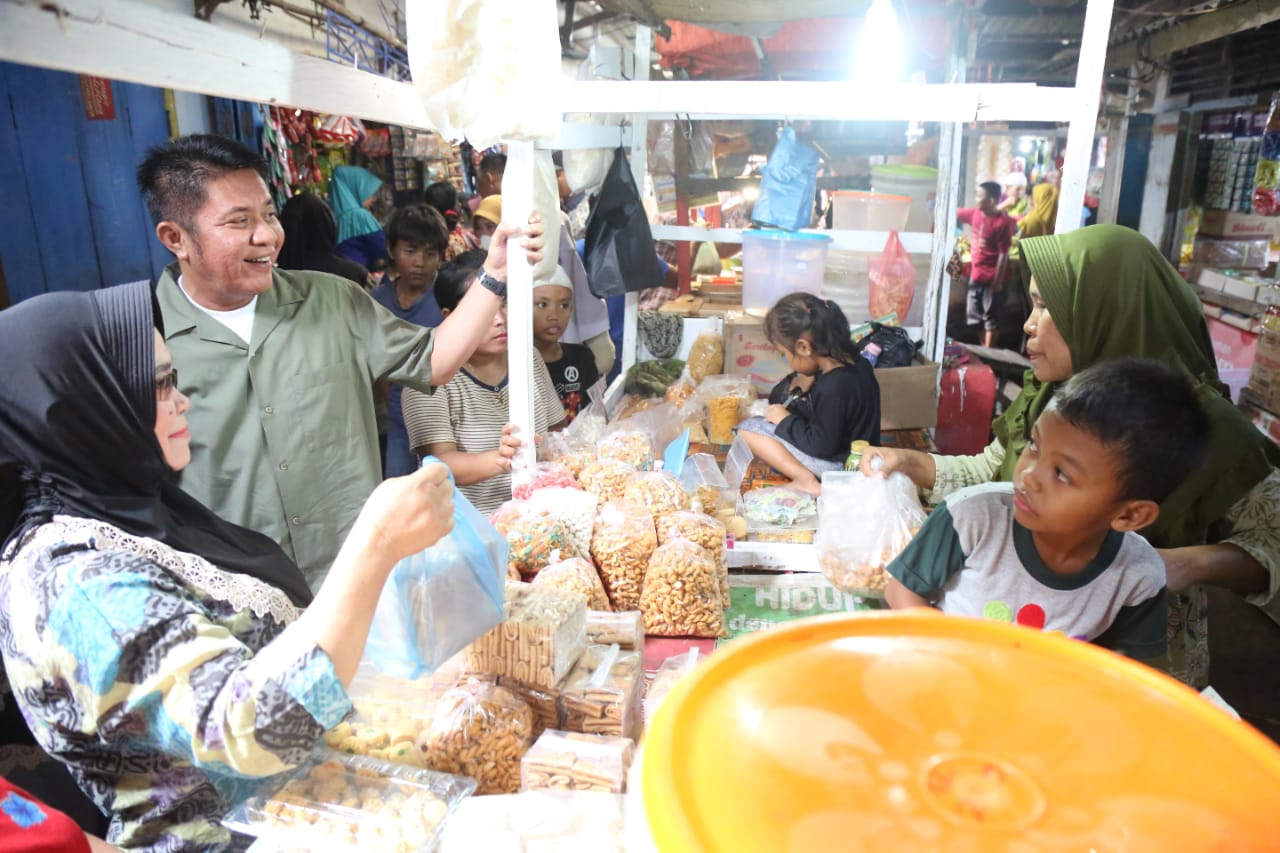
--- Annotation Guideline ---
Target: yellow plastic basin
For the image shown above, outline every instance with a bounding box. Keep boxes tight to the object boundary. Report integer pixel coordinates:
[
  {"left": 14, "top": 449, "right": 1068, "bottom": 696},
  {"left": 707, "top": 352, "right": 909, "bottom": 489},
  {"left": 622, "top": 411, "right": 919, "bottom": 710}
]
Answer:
[{"left": 643, "top": 611, "right": 1280, "bottom": 852}]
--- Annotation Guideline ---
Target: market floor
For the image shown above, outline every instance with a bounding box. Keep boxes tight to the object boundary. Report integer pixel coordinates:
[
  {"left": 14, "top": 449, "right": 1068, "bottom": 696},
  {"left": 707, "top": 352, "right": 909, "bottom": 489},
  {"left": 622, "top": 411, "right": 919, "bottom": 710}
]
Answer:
[{"left": 1207, "top": 588, "right": 1280, "bottom": 744}]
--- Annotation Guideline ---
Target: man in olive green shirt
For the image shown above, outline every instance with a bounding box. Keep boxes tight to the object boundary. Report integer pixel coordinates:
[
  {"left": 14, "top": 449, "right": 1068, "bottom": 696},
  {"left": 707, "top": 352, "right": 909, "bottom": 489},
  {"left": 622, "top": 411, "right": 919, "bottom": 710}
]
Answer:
[{"left": 139, "top": 135, "right": 539, "bottom": 586}]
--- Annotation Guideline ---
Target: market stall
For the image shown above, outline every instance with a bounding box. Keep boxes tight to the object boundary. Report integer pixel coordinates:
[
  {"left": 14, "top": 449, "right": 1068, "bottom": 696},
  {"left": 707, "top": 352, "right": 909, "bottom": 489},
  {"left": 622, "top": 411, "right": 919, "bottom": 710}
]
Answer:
[{"left": 14, "top": 1, "right": 1280, "bottom": 851}]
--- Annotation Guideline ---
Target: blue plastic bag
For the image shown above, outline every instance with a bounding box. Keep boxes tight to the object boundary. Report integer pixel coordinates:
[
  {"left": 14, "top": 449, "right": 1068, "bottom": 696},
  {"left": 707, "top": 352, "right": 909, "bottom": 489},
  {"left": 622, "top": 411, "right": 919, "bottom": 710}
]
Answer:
[
  {"left": 752, "top": 127, "right": 820, "bottom": 231},
  {"left": 364, "top": 458, "right": 508, "bottom": 679}
]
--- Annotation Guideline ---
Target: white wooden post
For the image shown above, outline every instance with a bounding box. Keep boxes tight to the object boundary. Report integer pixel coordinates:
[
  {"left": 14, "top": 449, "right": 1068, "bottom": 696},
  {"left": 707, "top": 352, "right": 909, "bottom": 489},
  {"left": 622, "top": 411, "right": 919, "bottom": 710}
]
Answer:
[
  {"left": 503, "top": 140, "right": 538, "bottom": 472},
  {"left": 1056, "top": 0, "right": 1116, "bottom": 235},
  {"left": 620, "top": 24, "right": 651, "bottom": 377},
  {"left": 925, "top": 113, "right": 964, "bottom": 365}
]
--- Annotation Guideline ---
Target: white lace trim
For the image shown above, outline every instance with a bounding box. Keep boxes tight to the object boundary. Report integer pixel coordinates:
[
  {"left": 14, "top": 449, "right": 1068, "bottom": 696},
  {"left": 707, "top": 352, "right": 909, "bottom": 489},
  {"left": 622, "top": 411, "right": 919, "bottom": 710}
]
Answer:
[{"left": 18, "top": 517, "right": 300, "bottom": 625}]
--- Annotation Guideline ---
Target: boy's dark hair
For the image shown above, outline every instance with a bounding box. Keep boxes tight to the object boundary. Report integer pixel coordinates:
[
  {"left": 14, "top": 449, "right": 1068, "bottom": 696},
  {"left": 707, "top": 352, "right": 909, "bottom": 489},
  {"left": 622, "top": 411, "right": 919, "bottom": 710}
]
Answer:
[
  {"left": 423, "top": 182, "right": 461, "bottom": 230},
  {"left": 979, "top": 181, "right": 1003, "bottom": 202},
  {"left": 136, "top": 134, "right": 270, "bottom": 228},
  {"left": 1047, "top": 358, "right": 1211, "bottom": 504},
  {"left": 434, "top": 250, "right": 488, "bottom": 312},
  {"left": 385, "top": 205, "right": 450, "bottom": 254},
  {"left": 764, "top": 292, "right": 860, "bottom": 365},
  {"left": 479, "top": 152, "right": 507, "bottom": 177}
]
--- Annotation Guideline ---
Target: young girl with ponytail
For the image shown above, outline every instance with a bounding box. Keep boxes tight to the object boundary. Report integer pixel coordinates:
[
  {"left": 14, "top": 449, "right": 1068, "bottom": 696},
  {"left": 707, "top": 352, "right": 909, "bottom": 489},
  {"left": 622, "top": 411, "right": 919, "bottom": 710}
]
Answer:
[{"left": 736, "top": 293, "right": 881, "bottom": 495}]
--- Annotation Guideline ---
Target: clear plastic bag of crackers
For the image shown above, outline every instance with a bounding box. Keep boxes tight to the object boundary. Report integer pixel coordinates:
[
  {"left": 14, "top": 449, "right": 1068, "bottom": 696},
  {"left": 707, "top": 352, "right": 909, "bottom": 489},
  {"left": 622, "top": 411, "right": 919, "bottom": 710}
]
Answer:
[
  {"left": 645, "top": 647, "right": 706, "bottom": 725},
  {"left": 622, "top": 469, "right": 690, "bottom": 519},
  {"left": 640, "top": 540, "right": 726, "bottom": 638},
  {"left": 490, "top": 500, "right": 579, "bottom": 579},
  {"left": 815, "top": 469, "right": 926, "bottom": 598},
  {"left": 589, "top": 498, "right": 658, "bottom": 611},
  {"left": 533, "top": 551, "right": 611, "bottom": 611},
  {"left": 421, "top": 679, "right": 536, "bottom": 795}
]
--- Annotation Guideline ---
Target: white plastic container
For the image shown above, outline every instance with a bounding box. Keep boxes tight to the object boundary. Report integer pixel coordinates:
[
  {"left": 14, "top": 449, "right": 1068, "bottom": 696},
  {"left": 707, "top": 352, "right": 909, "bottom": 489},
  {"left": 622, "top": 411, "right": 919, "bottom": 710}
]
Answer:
[
  {"left": 871, "top": 164, "right": 938, "bottom": 232},
  {"left": 831, "top": 191, "right": 911, "bottom": 232},
  {"left": 741, "top": 230, "right": 831, "bottom": 317}
]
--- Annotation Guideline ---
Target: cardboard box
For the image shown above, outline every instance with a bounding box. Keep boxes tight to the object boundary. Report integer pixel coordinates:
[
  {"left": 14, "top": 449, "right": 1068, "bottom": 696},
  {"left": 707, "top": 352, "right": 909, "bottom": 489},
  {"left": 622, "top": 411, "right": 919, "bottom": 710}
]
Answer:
[
  {"left": 1247, "top": 327, "right": 1280, "bottom": 413},
  {"left": 876, "top": 354, "right": 940, "bottom": 430},
  {"left": 1194, "top": 266, "right": 1232, "bottom": 292},
  {"left": 723, "top": 314, "right": 792, "bottom": 396},
  {"left": 723, "top": 314, "right": 939, "bottom": 429},
  {"left": 1199, "top": 209, "right": 1280, "bottom": 241}
]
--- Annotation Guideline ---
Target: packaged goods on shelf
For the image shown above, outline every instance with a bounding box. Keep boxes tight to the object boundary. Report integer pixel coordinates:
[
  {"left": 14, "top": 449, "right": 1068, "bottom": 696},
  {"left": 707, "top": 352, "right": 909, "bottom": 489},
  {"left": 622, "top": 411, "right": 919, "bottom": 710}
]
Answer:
[
  {"left": 640, "top": 540, "right": 726, "bottom": 638},
  {"left": 559, "top": 644, "right": 644, "bottom": 741},
  {"left": 520, "top": 730, "right": 635, "bottom": 794},
  {"left": 590, "top": 499, "right": 658, "bottom": 611},
  {"left": 1193, "top": 237, "right": 1272, "bottom": 270},
  {"left": 421, "top": 679, "right": 536, "bottom": 795},
  {"left": 584, "top": 610, "right": 645, "bottom": 650},
  {"left": 222, "top": 750, "right": 474, "bottom": 852},
  {"left": 464, "top": 582, "right": 587, "bottom": 691}
]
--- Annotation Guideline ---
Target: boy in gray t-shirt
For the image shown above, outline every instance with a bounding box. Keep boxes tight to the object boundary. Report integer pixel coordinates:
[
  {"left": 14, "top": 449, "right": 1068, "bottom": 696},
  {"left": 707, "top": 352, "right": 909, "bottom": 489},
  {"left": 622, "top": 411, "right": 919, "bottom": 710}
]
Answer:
[{"left": 886, "top": 359, "right": 1211, "bottom": 659}]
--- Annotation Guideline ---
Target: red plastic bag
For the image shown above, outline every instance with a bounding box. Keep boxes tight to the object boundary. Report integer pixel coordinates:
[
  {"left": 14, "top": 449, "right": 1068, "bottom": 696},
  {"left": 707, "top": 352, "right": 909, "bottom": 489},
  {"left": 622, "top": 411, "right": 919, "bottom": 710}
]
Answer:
[{"left": 869, "top": 231, "right": 916, "bottom": 321}]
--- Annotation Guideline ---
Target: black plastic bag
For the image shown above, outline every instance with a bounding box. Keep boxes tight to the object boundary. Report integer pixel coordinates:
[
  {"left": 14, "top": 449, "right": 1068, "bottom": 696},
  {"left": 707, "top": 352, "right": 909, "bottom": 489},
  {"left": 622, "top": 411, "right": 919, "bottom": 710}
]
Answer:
[
  {"left": 584, "top": 146, "right": 666, "bottom": 298},
  {"left": 858, "top": 323, "right": 918, "bottom": 368}
]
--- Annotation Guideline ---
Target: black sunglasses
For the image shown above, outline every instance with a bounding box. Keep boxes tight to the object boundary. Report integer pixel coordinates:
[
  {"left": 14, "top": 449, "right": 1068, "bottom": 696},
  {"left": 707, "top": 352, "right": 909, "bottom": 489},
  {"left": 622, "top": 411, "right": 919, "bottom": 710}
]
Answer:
[{"left": 155, "top": 369, "right": 180, "bottom": 401}]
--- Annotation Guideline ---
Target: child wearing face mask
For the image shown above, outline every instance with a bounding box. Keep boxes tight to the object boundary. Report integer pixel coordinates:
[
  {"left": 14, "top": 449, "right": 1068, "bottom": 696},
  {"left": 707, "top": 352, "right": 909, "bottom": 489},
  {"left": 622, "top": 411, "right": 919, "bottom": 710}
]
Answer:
[
  {"left": 401, "top": 251, "right": 566, "bottom": 514},
  {"left": 370, "top": 205, "right": 449, "bottom": 477},
  {"left": 532, "top": 266, "right": 601, "bottom": 423},
  {"left": 472, "top": 195, "right": 502, "bottom": 251}
]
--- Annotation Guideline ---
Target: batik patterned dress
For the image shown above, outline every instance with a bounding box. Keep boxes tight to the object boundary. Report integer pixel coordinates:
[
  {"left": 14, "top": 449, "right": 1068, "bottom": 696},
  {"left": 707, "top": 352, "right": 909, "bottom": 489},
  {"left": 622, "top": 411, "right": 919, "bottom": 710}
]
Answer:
[{"left": 0, "top": 517, "right": 351, "bottom": 852}]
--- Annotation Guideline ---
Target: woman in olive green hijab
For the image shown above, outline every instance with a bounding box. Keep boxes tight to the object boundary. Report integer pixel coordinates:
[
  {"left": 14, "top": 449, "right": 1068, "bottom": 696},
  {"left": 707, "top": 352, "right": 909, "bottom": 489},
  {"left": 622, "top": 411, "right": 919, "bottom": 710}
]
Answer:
[{"left": 868, "top": 224, "right": 1280, "bottom": 687}]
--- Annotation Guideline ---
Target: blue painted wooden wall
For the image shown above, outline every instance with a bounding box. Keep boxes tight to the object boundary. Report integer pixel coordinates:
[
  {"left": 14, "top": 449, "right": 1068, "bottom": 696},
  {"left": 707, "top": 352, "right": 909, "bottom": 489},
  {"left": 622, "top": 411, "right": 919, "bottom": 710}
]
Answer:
[{"left": 0, "top": 61, "right": 173, "bottom": 305}]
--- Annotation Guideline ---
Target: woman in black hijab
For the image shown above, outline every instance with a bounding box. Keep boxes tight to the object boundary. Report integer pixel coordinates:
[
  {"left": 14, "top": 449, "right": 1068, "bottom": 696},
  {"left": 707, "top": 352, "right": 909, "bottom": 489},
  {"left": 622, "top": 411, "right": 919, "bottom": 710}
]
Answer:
[
  {"left": 0, "top": 282, "right": 454, "bottom": 852},
  {"left": 276, "top": 192, "right": 371, "bottom": 287}
]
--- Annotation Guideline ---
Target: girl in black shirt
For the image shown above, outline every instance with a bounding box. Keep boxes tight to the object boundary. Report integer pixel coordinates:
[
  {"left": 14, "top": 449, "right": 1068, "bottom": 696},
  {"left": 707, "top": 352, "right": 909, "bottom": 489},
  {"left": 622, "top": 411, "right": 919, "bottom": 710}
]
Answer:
[{"left": 737, "top": 293, "right": 881, "bottom": 495}]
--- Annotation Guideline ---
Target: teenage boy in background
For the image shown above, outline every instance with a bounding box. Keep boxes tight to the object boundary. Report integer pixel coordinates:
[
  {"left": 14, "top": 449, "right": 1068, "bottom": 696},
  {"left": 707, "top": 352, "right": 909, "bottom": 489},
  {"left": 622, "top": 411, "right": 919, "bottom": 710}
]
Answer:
[
  {"left": 370, "top": 205, "right": 450, "bottom": 477},
  {"left": 957, "top": 181, "right": 1015, "bottom": 348}
]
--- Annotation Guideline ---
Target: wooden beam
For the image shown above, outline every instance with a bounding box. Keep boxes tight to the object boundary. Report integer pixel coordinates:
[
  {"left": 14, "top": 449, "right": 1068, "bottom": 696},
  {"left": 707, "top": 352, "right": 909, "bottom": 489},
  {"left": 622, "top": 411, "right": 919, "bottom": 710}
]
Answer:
[
  {"left": 2, "top": 2, "right": 1085, "bottom": 131},
  {"left": 558, "top": 80, "right": 1083, "bottom": 123},
  {"left": 1, "top": 0, "right": 435, "bottom": 128},
  {"left": 1106, "top": 0, "right": 1280, "bottom": 69},
  {"left": 1056, "top": 0, "right": 1114, "bottom": 235},
  {"left": 650, "top": 225, "right": 935, "bottom": 254}
]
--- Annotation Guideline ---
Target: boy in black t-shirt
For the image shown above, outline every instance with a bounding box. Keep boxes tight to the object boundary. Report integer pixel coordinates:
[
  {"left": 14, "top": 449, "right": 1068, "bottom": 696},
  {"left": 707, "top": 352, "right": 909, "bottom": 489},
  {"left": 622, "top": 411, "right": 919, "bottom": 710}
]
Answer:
[{"left": 533, "top": 266, "right": 601, "bottom": 423}]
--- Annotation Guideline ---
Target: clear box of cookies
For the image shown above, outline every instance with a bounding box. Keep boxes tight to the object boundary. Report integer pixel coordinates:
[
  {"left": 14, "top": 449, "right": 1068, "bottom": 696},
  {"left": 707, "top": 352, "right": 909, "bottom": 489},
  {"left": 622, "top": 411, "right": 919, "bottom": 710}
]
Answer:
[{"left": 222, "top": 749, "right": 475, "bottom": 852}]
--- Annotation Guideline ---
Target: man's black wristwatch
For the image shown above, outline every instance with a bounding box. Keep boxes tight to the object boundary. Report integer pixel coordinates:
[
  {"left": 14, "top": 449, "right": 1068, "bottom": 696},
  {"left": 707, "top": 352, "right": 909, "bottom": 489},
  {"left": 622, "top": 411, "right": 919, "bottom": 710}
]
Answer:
[{"left": 477, "top": 269, "right": 507, "bottom": 300}]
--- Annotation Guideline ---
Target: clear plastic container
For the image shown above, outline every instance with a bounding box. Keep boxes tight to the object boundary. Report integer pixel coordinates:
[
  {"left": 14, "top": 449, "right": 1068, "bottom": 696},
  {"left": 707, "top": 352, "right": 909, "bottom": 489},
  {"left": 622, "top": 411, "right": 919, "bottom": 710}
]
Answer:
[
  {"left": 741, "top": 230, "right": 831, "bottom": 317},
  {"left": 871, "top": 164, "right": 939, "bottom": 232},
  {"left": 831, "top": 191, "right": 912, "bottom": 232},
  {"left": 222, "top": 750, "right": 475, "bottom": 852}
]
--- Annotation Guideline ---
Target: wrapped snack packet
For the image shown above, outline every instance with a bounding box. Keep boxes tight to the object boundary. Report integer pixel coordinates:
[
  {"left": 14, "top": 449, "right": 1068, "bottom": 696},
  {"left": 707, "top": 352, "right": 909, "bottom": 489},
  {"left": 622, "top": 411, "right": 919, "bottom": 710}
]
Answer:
[
  {"left": 521, "top": 730, "right": 635, "bottom": 794},
  {"left": 222, "top": 750, "right": 474, "bottom": 851},
  {"left": 590, "top": 499, "right": 657, "bottom": 611},
  {"left": 640, "top": 540, "right": 726, "bottom": 638},
  {"left": 559, "top": 644, "right": 644, "bottom": 741},
  {"left": 421, "top": 679, "right": 536, "bottom": 795},
  {"left": 645, "top": 648, "right": 704, "bottom": 724},
  {"left": 533, "top": 552, "right": 611, "bottom": 611},
  {"left": 585, "top": 610, "right": 644, "bottom": 651},
  {"left": 464, "top": 581, "right": 588, "bottom": 691},
  {"left": 623, "top": 470, "right": 690, "bottom": 519}
]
